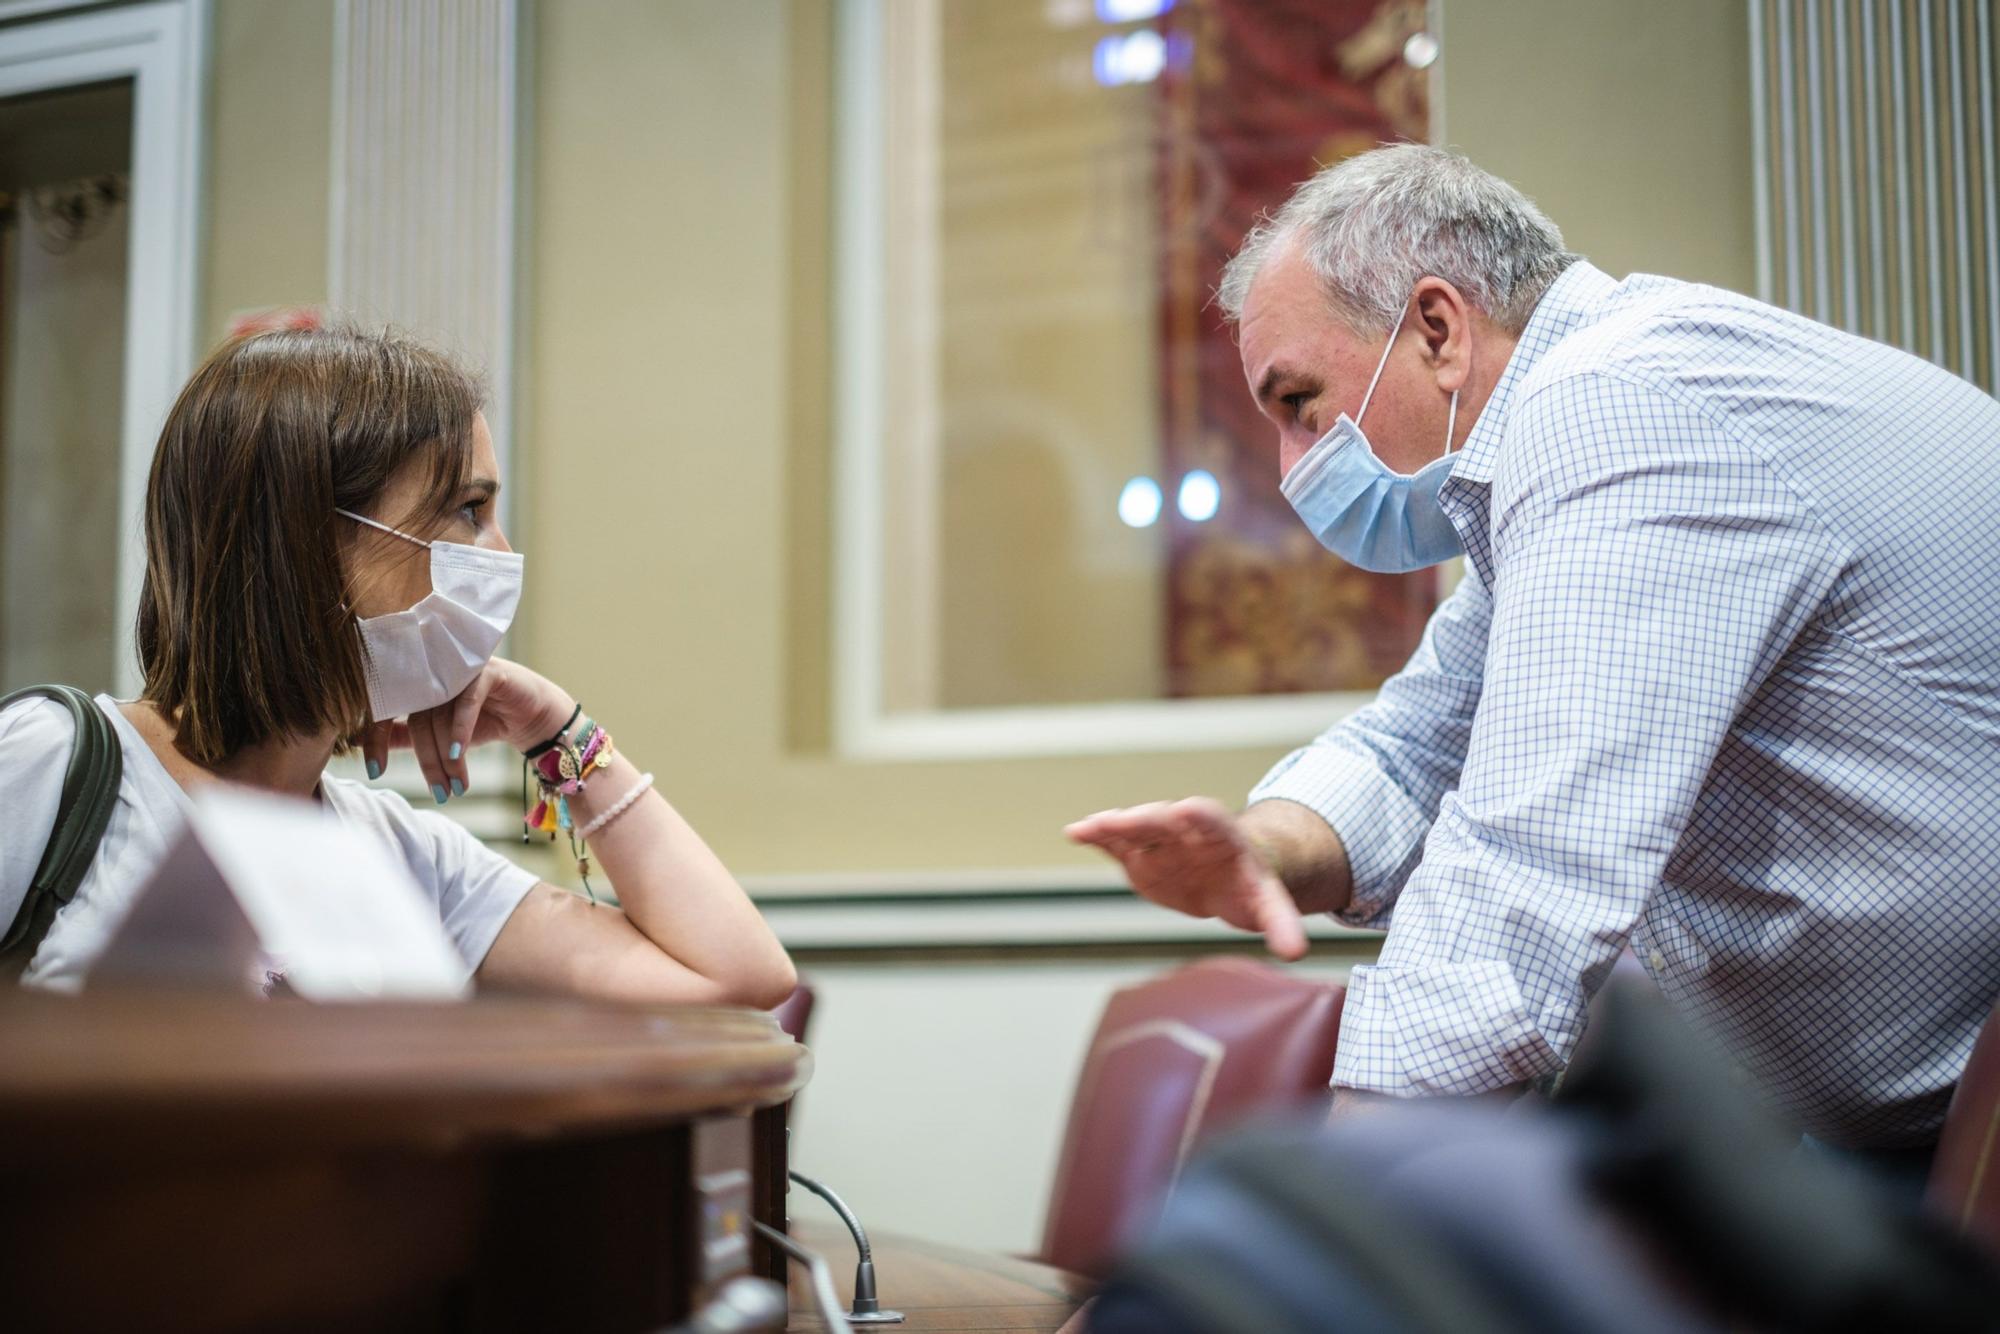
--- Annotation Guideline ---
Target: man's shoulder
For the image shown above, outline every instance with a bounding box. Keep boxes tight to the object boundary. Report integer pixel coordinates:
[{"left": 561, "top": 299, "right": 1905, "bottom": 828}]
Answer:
[{"left": 1519, "top": 274, "right": 1782, "bottom": 402}]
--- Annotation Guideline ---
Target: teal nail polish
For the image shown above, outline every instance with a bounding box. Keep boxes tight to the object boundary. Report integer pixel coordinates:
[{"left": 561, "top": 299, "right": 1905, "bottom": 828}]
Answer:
[
  {"left": 431, "top": 784, "right": 448, "bottom": 805},
  {"left": 451, "top": 778, "right": 465, "bottom": 798},
  {"left": 448, "top": 741, "right": 462, "bottom": 761},
  {"left": 365, "top": 759, "right": 381, "bottom": 781}
]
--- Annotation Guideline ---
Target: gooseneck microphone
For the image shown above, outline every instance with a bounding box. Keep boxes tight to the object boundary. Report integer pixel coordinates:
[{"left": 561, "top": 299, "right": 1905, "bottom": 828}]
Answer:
[{"left": 788, "top": 1169, "right": 905, "bottom": 1325}]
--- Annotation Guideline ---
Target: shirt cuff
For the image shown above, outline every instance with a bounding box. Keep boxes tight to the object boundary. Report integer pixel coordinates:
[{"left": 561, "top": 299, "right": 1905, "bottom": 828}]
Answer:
[
  {"left": 1249, "top": 742, "right": 1429, "bottom": 929},
  {"left": 1330, "top": 959, "right": 1566, "bottom": 1097}
]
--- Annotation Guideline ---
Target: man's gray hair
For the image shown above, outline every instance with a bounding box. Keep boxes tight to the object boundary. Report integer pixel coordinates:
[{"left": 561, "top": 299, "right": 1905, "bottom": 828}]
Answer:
[{"left": 1217, "top": 144, "right": 1578, "bottom": 334}]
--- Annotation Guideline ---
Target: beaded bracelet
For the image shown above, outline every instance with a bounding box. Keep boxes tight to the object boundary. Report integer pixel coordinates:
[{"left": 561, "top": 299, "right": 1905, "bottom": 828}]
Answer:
[{"left": 579, "top": 772, "right": 654, "bottom": 840}]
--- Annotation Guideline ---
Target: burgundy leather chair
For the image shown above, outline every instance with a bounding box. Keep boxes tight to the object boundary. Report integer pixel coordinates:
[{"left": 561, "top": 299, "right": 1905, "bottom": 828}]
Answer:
[
  {"left": 1038, "top": 956, "right": 1346, "bottom": 1277},
  {"left": 771, "top": 980, "right": 815, "bottom": 1045},
  {"left": 1930, "top": 995, "right": 2000, "bottom": 1253}
]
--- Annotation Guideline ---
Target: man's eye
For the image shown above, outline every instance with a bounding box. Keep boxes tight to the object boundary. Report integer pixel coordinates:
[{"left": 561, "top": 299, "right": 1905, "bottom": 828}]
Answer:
[{"left": 1282, "top": 392, "right": 1312, "bottom": 418}]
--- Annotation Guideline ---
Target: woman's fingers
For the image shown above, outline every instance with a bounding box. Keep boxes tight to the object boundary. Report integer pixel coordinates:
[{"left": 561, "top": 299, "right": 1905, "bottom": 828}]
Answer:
[
  {"left": 408, "top": 706, "right": 451, "bottom": 804},
  {"left": 361, "top": 720, "right": 392, "bottom": 781},
  {"left": 428, "top": 706, "right": 468, "bottom": 798},
  {"left": 444, "top": 673, "right": 494, "bottom": 793}
]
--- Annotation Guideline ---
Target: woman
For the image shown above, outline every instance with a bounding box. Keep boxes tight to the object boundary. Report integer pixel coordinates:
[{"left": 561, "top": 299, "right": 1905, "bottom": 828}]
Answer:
[{"left": 0, "top": 324, "right": 796, "bottom": 1005}]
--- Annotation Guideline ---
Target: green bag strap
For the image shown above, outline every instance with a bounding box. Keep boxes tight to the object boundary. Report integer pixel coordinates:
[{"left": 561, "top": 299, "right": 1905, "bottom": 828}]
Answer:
[{"left": 0, "top": 684, "right": 123, "bottom": 980}]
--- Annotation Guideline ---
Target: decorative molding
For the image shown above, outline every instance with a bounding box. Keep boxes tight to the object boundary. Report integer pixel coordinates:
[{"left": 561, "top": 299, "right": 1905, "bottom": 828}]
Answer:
[
  {"left": 329, "top": 0, "right": 521, "bottom": 496},
  {"left": 0, "top": 0, "right": 209, "bottom": 696},
  {"left": 748, "top": 879, "right": 1378, "bottom": 953},
  {"left": 1751, "top": 0, "right": 1999, "bottom": 395}
]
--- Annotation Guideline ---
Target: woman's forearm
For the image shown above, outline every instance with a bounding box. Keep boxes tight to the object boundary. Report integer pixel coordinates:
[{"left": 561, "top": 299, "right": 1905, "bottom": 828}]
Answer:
[{"left": 562, "top": 748, "right": 795, "bottom": 1005}]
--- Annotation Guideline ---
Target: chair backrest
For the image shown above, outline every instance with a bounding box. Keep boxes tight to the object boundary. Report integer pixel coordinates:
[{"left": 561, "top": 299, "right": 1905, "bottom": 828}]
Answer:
[
  {"left": 771, "top": 980, "right": 815, "bottom": 1045},
  {"left": 1930, "top": 996, "right": 2000, "bottom": 1252},
  {"left": 1038, "top": 956, "right": 1345, "bottom": 1277}
]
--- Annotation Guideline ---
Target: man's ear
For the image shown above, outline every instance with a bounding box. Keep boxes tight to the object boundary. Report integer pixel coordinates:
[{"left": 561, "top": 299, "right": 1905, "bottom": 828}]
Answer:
[{"left": 1413, "top": 277, "right": 1472, "bottom": 394}]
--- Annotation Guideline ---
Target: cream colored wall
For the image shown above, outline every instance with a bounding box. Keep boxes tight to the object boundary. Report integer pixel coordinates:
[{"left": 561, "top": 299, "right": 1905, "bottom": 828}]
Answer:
[
  {"left": 200, "top": 0, "right": 333, "bottom": 340},
  {"left": 1440, "top": 0, "right": 1755, "bottom": 294}
]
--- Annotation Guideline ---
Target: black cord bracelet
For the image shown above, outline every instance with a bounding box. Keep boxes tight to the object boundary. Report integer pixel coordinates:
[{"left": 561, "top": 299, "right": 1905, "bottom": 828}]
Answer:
[{"left": 523, "top": 702, "right": 582, "bottom": 759}]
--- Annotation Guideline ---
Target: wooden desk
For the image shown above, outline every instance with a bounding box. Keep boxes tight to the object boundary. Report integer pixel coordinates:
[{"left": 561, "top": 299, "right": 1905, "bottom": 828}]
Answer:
[
  {"left": 783, "top": 1222, "right": 1089, "bottom": 1333},
  {"left": 0, "top": 990, "right": 810, "bottom": 1333}
]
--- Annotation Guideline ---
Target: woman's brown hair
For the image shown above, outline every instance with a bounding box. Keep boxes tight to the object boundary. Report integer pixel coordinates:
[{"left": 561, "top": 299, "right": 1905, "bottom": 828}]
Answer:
[{"left": 136, "top": 323, "right": 483, "bottom": 765}]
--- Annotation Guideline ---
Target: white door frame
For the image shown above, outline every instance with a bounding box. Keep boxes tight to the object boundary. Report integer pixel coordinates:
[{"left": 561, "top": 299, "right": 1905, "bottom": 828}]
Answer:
[{"left": 0, "top": 0, "right": 208, "bottom": 695}]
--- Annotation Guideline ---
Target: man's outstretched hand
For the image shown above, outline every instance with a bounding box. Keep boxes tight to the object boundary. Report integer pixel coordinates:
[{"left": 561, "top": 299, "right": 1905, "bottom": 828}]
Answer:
[{"left": 1065, "top": 797, "right": 1309, "bottom": 960}]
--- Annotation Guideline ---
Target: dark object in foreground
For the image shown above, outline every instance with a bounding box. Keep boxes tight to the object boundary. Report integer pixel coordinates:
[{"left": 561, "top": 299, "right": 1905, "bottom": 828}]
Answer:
[{"left": 1092, "top": 975, "right": 2000, "bottom": 1333}]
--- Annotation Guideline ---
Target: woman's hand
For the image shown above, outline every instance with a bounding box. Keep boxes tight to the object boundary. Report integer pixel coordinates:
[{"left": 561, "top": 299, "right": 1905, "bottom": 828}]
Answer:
[{"left": 358, "top": 657, "right": 575, "bottom": 803}]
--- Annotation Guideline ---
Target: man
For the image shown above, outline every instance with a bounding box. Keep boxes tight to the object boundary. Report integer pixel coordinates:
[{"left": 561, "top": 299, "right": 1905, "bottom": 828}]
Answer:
[{"left": 1068, "top": 145, "right": 2000, "bottom": 1170}]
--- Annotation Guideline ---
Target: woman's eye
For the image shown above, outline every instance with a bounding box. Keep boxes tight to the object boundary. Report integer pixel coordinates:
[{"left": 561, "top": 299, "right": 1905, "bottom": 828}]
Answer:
[{"left": 459, "top": 500, "right": 485, "bottom": 527}]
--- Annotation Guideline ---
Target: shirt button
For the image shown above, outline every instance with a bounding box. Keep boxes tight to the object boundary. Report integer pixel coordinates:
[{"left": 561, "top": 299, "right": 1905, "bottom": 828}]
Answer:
[{"left": 1647, "top": 950, "right": 1666, "bottom": 971}]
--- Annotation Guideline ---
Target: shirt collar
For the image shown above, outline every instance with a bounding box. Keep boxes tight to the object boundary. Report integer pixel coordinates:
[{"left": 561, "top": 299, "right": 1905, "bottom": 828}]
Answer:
[{"left": 1449, "top": 259, "right": 1620, "bottom": 486}]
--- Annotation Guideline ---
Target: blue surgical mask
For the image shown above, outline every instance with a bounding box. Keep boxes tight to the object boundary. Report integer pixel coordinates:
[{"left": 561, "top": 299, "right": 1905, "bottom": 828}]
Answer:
[{"left": 1279, "top": 310, "right": 1465, "bottom": 573}]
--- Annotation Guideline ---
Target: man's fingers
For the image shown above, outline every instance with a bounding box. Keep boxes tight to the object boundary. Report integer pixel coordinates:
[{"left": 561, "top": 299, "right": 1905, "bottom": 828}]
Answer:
[
  {"left": 1250, "top": 874, "right": 1310, "bottom": 961},
  {"left": 1082, "top": 803, "right": 1184, "bottom": 846}
]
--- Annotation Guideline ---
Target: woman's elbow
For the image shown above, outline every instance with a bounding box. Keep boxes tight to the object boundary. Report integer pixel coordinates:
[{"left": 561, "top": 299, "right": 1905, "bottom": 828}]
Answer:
[{"left": 723, "top": 953, "right": 798, "bottom": 1012}]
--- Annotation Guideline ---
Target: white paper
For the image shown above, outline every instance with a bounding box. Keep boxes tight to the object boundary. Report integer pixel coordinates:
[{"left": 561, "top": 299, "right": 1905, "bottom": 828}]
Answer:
[{"left": 91, "top": 786, "right": 470, "bottom": 1000}]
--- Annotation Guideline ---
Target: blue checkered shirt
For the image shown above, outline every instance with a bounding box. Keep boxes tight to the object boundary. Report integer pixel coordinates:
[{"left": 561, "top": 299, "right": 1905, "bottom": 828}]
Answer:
[{"left": 1252, "top": 261, "right": 2000, "bottom": 1147}]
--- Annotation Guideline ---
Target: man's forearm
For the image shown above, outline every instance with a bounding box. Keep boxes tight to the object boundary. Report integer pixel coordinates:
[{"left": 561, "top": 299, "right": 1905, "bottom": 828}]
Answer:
[{"left": 1241, "top": 798, "right": 1355, "bottom": 917}]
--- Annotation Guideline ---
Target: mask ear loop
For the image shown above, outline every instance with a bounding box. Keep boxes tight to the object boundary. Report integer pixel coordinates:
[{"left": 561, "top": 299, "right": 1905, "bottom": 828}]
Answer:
[
  {"left": 1353, "top": 313, "right": 1402, "bottom": 427},
  {"left": 336, "top": 508, "right": 432, "bottom": 549}
]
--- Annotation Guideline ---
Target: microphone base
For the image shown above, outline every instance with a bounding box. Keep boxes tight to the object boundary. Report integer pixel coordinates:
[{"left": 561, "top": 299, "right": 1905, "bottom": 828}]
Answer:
[{"left": 846, "top": 1311, "right": 906, "bottom": 1325}]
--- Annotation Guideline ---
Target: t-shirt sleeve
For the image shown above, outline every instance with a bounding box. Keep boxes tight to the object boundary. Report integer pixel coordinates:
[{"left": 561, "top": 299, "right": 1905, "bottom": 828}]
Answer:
[
  {"left": 333, "top": 781, "right": 541, "bottom": 974},
  {"left": 405, "top": 807, "right": 540, "bottom": 972},
  {"left": 0, "top": 700, "right": 76, "bottom": 953}
]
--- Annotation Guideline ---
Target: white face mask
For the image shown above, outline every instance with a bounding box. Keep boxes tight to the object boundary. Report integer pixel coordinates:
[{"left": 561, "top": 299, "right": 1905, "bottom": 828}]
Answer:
[{"left": 336, "top": 508, "right": 523, "bottom": 721}]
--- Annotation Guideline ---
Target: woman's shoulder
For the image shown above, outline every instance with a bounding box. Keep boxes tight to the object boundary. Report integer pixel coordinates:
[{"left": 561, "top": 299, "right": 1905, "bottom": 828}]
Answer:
[{"left": 0, "top": 694, "right": 80, "bottom": 765}]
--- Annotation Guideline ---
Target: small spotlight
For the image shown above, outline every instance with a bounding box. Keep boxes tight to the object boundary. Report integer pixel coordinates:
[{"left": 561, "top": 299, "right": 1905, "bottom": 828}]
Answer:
[
  {"left": 1096, "top": 0, "right": 1175, "bottom": 21},
  {"left": 1177, "top": 469, "right": 1221, "bottom": 522},
  {"left": 1118, "top": 476, "right": 1164, "bottom": 528},
  {"left": 1403, "top": 31, "right": 1440, "bottom": 69},
  {"left": 1094, "top": 29, "right": 1168, "bottom": 85}
]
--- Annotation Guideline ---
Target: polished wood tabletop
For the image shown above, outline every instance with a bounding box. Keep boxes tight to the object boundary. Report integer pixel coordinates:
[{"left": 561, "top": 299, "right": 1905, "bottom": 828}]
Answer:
[
  {"left": 0, "top": 987, "right": 811, "bottom": 1163},
  {"left": 785, "top": 1221, "right": 1091, "bottom": 1333}
]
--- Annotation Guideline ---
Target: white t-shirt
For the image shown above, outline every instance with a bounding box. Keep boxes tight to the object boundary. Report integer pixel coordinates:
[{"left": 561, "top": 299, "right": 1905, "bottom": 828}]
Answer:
[{"left": 0, "top": 693, "right": 538, "bottom": 991}]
